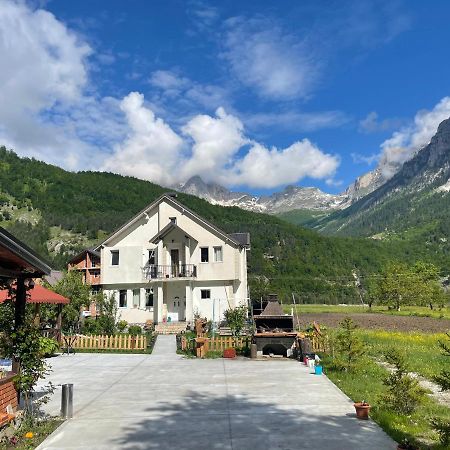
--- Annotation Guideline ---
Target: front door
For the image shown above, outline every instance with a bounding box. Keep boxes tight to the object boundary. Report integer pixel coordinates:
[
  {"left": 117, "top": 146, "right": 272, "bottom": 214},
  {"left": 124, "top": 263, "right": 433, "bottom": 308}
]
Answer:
[
  {"left": 170, "top": 249, "right": 180, "bottom": 277},
  {"left": 172, "top": 296, "right": 186, "bottom": 321}
]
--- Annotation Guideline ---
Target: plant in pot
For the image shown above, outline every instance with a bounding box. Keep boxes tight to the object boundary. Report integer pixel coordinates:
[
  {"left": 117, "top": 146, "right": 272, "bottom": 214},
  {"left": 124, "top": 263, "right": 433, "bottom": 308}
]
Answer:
[{"left": 353, "top": 400, "right": 371, "bottom": 420}]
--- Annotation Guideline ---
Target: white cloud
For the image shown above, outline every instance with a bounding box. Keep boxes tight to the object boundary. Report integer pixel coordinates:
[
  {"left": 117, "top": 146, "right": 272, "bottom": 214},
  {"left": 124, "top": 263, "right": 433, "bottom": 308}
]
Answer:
[
  {"left": 358, "top": 111, "right": 405, "bottom": 133},
  {"left": 102, "top": 95, "right": 339, "bottom": 189},
  {"left": 0, "top": 0, "right": 129, "bottom": 170},
  {"left": 102, "top": 92, "right": 184, "bottom": 186},
  {"left": 181, "top": 107, "right": 246, "bottom": 179},
  {"left": 245, "top": 110, "right": 349, "bottom": 132},
  {"left": 222, "top": 17, "right": 320, "bottom": 100},
  {"left": 226, "top": 140, "right": 340, "bottom": 189},
  {"left": 351, "top": 152, "right": 379, "bottom": 166},
  {"left": 379, "top": 97, "right": 450, "bottom": 176}
]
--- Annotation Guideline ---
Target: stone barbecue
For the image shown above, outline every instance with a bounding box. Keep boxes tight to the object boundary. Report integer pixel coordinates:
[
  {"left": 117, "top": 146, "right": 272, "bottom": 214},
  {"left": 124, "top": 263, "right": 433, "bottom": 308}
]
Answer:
[{"left": 253, "top": 295, "right": 297, "bottom": 357}]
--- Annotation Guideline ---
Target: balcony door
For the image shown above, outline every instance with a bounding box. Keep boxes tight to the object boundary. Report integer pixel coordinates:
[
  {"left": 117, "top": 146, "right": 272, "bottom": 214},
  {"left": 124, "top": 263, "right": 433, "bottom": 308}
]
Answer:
[{"left": 170, "top": 249, "right": 180, "bottom": 277}]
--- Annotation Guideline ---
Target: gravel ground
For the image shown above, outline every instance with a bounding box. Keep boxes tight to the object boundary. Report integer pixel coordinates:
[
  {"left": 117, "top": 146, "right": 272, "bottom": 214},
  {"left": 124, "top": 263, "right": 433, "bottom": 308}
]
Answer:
[{"left": 296, "top": 312, "right": 450, "bottom": 332}]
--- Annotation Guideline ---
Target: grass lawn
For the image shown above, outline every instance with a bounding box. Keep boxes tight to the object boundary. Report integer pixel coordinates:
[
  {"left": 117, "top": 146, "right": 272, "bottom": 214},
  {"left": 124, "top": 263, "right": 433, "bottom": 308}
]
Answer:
[
  {"left": 316, "top": 327, "right": 450, "bottom": 449},
  {"left": 324, "top": 357, "right": 450, "bottom": 449},
  {"left": 284, "top": 304, "right": 450, "bottom": 319}
]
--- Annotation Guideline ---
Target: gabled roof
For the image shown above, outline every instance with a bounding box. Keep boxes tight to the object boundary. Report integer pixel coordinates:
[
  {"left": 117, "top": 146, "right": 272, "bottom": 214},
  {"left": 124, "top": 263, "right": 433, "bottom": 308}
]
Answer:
[
  {"left": 0, "top": 227, "right": 51, "bottom": 278},
  {"left": 149, "top": 222, "right": 196, "bottom": 244},
  {"left": 68, "top": 247, "right": 100, "bottom": 264},
  {"left": 97, "top": 193, "right": 249, "bottom": 249}
]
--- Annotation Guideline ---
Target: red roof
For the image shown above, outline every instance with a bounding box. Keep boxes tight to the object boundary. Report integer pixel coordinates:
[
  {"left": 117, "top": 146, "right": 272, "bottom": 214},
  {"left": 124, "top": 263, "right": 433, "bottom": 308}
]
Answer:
[{"left": 0, "top": 284, "right": 70, "bottom": 305}]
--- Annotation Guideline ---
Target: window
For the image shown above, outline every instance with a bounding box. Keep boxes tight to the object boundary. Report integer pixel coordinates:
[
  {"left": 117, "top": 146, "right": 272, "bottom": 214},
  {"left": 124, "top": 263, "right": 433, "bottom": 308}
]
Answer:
[
  {"left": 91, "top": 285, "right": 101, "bottom": 294},
  {"left": 145, "top": 288, "right": 154, "bottom": 308},
  {"left": 111, "top": 250, "right": 119, "bottom": 266},
  {"left": 201, "top": 289, "right": 211, "bottom": 300},
  {"left": 214, "top": 246, "right": 223, "bottom": 262},
  {"left": 169, "top": 216, "right": 177, "bottom": 224},
  {"left": 148, "top": 249, "right": 156, "bottom": 265},
  {"left": 133, "top": 289, "right": 140, "bottom": 308},
  {"left": 119, "top": 290, "right": 127, "bottom": 308},
  {"left": 200, "top": 247, "right": 209, "bottom": 263},
  {"left": 91, "top": 260, "right": 96, "bottom": 268}
]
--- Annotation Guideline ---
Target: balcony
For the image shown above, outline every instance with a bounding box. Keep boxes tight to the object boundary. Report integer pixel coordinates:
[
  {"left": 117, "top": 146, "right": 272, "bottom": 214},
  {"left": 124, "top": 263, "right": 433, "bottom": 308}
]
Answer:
[{"left": 143, "top": 264, "right": 197, "bottom": 280}]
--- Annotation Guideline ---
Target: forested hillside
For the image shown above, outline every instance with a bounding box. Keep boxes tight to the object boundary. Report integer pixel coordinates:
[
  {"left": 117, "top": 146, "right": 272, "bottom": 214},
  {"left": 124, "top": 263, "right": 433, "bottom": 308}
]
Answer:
[
  {"left": 0, "top": 146, "right": 443, "bottom": 302},
  {"left": 309, "top": 118, "right": 450, "bottom": 267}
]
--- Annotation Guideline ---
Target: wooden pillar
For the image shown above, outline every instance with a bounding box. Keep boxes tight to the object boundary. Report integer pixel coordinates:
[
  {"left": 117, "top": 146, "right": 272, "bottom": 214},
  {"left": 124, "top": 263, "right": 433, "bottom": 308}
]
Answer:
[
  {"left": 56, "top": 304, "right": 63, "bottom": 343},
  {"left": 33, "top": 303, "right": 41, "bottom": 327},
  {"left": 14, "top": 276, "right": 27, "bottom": 332}
]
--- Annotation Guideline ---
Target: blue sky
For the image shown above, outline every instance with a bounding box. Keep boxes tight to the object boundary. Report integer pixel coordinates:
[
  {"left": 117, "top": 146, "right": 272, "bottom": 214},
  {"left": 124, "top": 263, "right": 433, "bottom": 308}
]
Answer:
[{"left": 1, "top": 0, "right": 450, "bottom": 195}]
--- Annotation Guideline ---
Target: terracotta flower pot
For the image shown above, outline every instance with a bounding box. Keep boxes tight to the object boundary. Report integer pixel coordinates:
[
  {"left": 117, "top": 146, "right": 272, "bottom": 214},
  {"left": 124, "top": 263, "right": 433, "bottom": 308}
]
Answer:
[
  {"left": 353, "top": 402, "right": 371, "bottom": 420},
  {"left": 223, "top": 348, "right": 237, "bottom": 359}
]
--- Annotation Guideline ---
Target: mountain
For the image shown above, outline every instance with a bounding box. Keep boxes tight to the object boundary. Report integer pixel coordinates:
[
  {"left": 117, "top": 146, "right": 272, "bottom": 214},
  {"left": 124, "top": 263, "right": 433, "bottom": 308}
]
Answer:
[
  {"left": 313, "top": 118, "right": 450, "bottom": 245},
  {"left": 0, "top": 146, "right": 433, "bottom": 303},
  {"left": 175, "top": 176, "right": 349, "bottom": 214}
]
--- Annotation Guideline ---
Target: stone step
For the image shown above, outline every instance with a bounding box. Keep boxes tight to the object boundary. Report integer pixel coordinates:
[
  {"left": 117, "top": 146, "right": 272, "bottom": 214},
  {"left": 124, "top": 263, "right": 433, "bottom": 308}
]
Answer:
[{"left": 155, "top": 322, "right": 187, "bottom": 335}]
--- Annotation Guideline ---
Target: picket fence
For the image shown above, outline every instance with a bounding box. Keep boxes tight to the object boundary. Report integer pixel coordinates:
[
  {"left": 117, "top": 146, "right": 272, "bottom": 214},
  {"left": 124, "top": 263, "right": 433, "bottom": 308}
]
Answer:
[{"left": 63, "top": 334, "right": 147, "bottom": 351}]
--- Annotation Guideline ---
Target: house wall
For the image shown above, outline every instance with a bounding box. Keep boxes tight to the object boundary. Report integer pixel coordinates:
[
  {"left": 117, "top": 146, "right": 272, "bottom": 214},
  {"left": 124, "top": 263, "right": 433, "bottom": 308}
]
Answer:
[{"left": 100, "top": 197, "right": 249, "bottom": 323}]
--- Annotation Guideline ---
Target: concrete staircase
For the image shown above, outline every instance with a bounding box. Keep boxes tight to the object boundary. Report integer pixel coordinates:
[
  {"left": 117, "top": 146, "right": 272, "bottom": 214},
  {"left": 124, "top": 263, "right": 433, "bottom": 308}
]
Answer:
[{"left": 155, "top": 322, "right": 187, "bottom": 335}]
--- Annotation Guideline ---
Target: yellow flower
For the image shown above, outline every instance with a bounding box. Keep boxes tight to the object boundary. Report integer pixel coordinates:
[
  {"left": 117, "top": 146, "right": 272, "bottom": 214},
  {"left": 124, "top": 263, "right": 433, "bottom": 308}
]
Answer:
[{"left": 25, "top": 432, "right": 34, "bottom": 439}]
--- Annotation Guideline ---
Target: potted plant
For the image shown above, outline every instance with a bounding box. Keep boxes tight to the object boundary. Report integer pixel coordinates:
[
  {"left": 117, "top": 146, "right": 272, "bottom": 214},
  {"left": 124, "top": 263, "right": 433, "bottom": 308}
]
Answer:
[
  {"left": 223, "top": 348, "right": 237, "bottom": 359},
  {"left": 396, "top": 439, "right": 418, "bottom": 450},
  {"left": 353, "top": 401, "right": 371, "bottom": 420}
]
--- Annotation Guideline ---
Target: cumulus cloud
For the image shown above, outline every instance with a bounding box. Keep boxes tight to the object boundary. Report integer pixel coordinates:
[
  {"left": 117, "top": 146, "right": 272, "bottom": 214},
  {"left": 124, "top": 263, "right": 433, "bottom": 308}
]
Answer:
[
  {"left": 102, "top": 92, "right": 184, "bottom": 186},
  {"left": 0, "top": 0, "right": 127, "bottom": 170},
  {"left": 103, "top": 95, "right": 339, "bottom": 188},
  {"left": 227, "top": 140, "right": 339, "bottom": 189},
  {"left": 222, "top": 17, "right": 321, "bottom": 100},
  {"left": 379, "top": 97, "right": 450, "bottom": 176}
]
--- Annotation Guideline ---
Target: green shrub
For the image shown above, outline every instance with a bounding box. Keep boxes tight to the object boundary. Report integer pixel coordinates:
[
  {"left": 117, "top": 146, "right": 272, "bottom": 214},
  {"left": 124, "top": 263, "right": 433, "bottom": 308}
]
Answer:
[
  {"left": 117, "top": 320, "right": 128, "bottom": 333},
  {"left": 128, "top": 325, "right": 142, "bottom": 336},
  {"left": 38, "top": 337, "right": 59, "bottom": 357},
  {"left": 430, "top": 417, "right": 450, "bottom": 446},
  {"left": 381, "top": 348, "right": 427, "bottom": 414},
  {"left": 81, "top": 317, "right": 101, "bottom": 335},
  {"left": 333, "top": 317, "right": 365, "bottom": 372}
]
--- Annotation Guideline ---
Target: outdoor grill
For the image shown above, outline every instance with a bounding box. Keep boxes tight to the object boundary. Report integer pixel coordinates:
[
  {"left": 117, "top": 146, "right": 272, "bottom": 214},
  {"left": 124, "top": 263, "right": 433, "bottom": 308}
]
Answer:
[{"left": 253, "top": 295, "right": 297, "bottom": 357}]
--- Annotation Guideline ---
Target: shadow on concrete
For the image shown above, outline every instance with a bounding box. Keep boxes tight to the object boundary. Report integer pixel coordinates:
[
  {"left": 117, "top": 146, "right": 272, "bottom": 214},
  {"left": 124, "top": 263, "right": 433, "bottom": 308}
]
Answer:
[{"left": 111, "top": 391, "right": 394, "bottom": 450}]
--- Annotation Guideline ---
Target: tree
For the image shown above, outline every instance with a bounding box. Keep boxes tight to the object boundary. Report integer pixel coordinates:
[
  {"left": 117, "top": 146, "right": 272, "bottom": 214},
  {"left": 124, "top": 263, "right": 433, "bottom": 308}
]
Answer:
[
  {"left": 412, "top": 261, "right": 446, "bottom": 310},
  {"left": 433, "top": 333, "right": 450, "bottom": 391},
  {"left": 224, "top": 305, "right": 248, "bottom": 339},
  {"left": 375, "top": 262, "right": 415, "bottom": 311},
  {"left": 333, "top": 317, "right": 366, "bottom": 372},
  {"left": 381, "top": 348, "right": 426, "bottom": 414},
  {"left": 51, "top": 271, "right": 91, "bottom": 332}
]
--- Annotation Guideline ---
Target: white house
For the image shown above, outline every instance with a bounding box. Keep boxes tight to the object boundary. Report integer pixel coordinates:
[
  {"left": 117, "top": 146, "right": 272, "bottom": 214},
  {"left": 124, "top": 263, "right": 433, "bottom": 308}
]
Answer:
[{"left": 97, "top": 193, "right": 250, "bottom": 325}]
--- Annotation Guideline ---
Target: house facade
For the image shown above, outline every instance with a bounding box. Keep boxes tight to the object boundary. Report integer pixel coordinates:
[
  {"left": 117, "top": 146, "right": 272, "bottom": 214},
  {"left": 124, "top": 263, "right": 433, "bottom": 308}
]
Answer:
[
  {"left": 68, "top": 249, "right": 102, "bottom": 293},
  {"left": 97, "top": 194, "right": 250, "bottom": 325}
]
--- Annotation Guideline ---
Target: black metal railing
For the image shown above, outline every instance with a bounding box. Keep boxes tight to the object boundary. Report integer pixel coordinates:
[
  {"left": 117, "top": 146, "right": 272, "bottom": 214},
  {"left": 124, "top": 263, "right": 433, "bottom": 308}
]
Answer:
[{"left": 143, "top": 264, "right": 197, "bottom": 279}]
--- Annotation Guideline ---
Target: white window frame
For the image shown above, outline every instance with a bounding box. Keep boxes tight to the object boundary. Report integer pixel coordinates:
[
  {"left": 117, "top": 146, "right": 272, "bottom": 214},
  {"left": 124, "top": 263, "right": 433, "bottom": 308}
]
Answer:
[
  {"left": 119, "top": 290, "right": 127, "bottom": 308},
  {"left": 213, "top": 246, "right": 223, "bottom": 263},
  {"left": 200, "top": 289, "right": 211, "bottom": 300},
  {"left": 200, "top": 247, "right": 209, "bottom": 263},
  {"left": 111, "top": 250, "right": 119, "bottom": 266},
  {"left": 132, "top": 289, "right": 140, "bottom": 308}
]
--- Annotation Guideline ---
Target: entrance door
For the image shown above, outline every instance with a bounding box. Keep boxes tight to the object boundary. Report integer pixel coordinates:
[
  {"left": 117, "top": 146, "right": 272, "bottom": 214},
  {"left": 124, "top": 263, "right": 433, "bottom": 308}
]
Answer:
[
  {"left": 171, "top": 296, "right": 186, "bottom": 321},
  {"left": 170, "top": 249, "right": 180, "bottom": 277}
]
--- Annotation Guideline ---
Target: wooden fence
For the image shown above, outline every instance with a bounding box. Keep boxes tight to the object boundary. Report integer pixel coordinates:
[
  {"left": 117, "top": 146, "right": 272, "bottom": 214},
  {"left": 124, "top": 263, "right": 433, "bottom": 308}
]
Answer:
[
  {"left": 208, "top": 336, "right": 249, "bottom": 351},
  {"left": 311, "top": 335, "right": 329, "bottom": 353},
  {"left": 63, "top": 334, "right": 147, "bottom": 351}
]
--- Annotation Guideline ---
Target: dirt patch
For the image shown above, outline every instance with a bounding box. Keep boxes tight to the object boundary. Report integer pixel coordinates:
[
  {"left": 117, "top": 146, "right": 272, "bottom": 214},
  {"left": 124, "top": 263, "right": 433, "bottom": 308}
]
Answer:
[{"left": 296, "top": 313, "right": 450, "bottom": 333}]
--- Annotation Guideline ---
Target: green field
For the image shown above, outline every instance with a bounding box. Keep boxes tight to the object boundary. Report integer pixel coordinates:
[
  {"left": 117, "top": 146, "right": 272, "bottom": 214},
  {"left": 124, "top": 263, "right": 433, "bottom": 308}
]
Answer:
[
  {"left": 317, "top": 327, "right": 450, "bottom": 448},
  {"left": 283, "top": 304, "right": 450, "bottom": 320}
]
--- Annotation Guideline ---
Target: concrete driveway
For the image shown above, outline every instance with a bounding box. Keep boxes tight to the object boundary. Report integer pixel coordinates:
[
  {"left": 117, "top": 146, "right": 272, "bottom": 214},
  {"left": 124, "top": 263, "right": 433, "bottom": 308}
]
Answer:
[{"left": 36, "top": 336, "right": 395, "bottom": 450}]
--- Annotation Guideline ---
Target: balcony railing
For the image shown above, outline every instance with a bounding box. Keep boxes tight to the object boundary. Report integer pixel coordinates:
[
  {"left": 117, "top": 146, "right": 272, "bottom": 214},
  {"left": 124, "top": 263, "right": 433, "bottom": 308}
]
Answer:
[{"left": 143, "top": 264, "right": 197, "bottom": 280}]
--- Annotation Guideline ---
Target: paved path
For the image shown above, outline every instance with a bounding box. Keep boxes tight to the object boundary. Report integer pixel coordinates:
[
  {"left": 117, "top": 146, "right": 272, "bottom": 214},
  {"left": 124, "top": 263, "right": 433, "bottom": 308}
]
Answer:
[{"left": 36, "top": 335, "right": 395, "bottom": 450}]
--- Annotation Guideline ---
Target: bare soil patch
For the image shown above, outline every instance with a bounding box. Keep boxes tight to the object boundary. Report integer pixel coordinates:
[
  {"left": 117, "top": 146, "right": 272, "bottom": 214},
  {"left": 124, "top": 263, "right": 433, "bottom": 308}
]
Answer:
[{"left": 296, "top": 312, "right": 450, "bottom": 332}]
